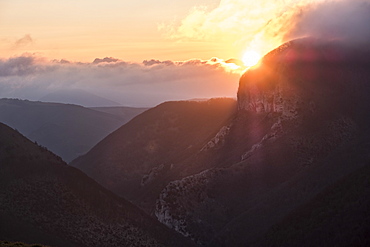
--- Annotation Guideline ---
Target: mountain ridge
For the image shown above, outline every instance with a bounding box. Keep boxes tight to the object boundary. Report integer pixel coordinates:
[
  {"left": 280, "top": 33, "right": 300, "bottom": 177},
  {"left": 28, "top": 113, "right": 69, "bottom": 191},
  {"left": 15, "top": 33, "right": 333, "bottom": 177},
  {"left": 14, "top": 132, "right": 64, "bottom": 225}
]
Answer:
[
  {"left": 0, "top": 98, "right": 146, "bottom": 162},
  {"left": 71, "top": 98, "right": 237, "bottom": 211},
  {"left": 0, "top": 122, "right": 194, "bottom": 247}
]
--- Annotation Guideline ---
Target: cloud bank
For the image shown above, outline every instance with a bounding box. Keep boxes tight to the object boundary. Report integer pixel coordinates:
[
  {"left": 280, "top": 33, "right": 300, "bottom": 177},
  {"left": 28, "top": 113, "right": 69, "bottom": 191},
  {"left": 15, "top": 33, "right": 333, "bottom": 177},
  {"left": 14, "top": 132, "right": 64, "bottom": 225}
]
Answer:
[
  {"left": 163, "top": 0, "right": 370, "bottom": 55},
  {"left": 0, "top": 55, "right": 241, "bottom": 107}
]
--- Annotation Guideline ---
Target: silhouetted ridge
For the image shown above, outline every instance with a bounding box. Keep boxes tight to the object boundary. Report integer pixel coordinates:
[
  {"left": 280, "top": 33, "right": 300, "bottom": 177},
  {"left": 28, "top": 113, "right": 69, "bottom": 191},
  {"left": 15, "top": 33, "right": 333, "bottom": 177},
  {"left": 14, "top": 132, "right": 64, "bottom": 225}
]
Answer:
[
  {"left": 0, "top": 123, "right": 194, "bottom": 247},
  {"left": 0, "top": 98, "right": 146, "bottom": 162}
]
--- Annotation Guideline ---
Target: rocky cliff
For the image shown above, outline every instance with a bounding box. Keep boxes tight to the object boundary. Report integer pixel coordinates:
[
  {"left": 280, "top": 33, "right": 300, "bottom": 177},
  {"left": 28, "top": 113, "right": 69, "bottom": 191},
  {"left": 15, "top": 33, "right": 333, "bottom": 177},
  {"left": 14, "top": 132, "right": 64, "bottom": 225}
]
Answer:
[
  {"left": 154, "top": 38, "right": 370, "bottom": 246},
  {"left": 238, "top": 38, "right": 370, "bottom": 116}
]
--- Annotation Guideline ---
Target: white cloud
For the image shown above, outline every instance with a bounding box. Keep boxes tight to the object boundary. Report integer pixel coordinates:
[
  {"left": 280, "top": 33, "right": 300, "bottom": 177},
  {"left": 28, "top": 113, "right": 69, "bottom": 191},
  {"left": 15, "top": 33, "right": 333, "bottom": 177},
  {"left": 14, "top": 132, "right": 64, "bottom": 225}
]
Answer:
[{"left": 0, "top": 55, "right": 241, "bottom": 107}]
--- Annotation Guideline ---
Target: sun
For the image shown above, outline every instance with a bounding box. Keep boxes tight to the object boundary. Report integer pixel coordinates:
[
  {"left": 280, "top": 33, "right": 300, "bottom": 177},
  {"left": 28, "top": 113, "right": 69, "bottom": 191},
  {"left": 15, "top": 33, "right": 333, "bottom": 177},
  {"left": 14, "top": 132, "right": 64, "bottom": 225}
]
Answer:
[{"left": 242, "top": 50, "right": 261, "bottom": 67}]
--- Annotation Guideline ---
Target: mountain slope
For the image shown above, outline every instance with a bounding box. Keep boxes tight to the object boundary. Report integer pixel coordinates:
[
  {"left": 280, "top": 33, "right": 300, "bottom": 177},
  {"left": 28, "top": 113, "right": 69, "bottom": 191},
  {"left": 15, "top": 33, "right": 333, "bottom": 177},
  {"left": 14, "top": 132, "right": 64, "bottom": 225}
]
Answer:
[
  {"left": 0, "top": 99, "right": 146, "bottom": 162},
  {"left": 39, "top": 89, "right": 121, "bottom": 107},
  {"left": 253, "top": 159, "right": 370, "bottom": 247},
  {"left": 0, "top": 123, "right": 193, "bottom": 247},
  {"left": 89, "top": 106, "right": 148, "bottom": 121},
  {"left": 71, "top": 98, "right": 237, "bottom": 211}
]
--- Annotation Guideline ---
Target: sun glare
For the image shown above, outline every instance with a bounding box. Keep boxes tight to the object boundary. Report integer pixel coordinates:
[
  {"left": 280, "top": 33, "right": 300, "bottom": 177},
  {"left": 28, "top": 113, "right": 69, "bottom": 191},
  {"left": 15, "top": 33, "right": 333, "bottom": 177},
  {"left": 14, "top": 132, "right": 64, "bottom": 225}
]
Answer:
[{"left": 242, "top": 51, "right": 261, "bottom": 67}]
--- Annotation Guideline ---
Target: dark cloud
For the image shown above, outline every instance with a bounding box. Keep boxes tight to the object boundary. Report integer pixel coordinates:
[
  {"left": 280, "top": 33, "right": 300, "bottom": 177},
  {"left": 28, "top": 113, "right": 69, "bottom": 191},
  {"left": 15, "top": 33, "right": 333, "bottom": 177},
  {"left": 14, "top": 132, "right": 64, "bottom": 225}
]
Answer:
[
  {"left": 14, "top": 34, "right": 33, "bottom": 48},
  {"left": 286, "top": 1, "right": 370, "bottom": 45},
  {"left": 143, "top": 59, "right": 175, "bottom": 66},
  {"left": 0, "top": 55, "right": 53, "bottom": 77},
  {"left": 93, "top": 57, "right": 120, "bottom": 64}
]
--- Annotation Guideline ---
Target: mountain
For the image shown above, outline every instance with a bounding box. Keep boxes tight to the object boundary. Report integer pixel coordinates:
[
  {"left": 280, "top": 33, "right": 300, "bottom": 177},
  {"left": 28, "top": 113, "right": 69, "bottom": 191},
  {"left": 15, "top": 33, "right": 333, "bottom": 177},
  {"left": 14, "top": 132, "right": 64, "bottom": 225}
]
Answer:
[
  {"left": 39, "top": 89, "right": 121, "bottom": 107},
  {"left": 71, "top": 38, "right": 370, "bottom": 246},
  {"left": 71, "top": 98, "right": 237, "bottom": 210},
  {"left": 0, "top": 99, "right": 146, "bottom": 162},
  {"left": 90, "top": 106, "right": 149, "bottom": 121},
  {"left": 0, "top": 122, "right": 193, "bottom": 247},
  {"left": 154, "top": 38, "right": 370, "bottom": 245},
  {"left": 252, "top": 159, "right": 370, "bottom": 247}
]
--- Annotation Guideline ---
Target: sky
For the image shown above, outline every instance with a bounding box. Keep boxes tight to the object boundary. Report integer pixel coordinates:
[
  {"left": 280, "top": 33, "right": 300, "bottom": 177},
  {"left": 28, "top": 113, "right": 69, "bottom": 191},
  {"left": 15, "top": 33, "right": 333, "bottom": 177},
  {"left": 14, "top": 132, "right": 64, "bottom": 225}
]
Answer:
[
  {"left": 1, "top": 0, "right": 370, "bottom": 107},
  {"left": 0, "top": 0, "right": 221, "bottom": 62}
]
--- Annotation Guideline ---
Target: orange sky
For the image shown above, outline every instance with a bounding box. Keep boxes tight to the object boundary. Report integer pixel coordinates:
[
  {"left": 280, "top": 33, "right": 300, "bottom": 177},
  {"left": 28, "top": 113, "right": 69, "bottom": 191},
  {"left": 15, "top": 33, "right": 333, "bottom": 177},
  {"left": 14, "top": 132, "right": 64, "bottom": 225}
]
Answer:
[
  {"left": 2, "top": 0, "right": 368, "bottom": 64},
  {"left": 0, "top": 0, "right": 309, "bottom": 62},
  {"left": 0, "top": 0, "right": 232, "bottom": 62}
]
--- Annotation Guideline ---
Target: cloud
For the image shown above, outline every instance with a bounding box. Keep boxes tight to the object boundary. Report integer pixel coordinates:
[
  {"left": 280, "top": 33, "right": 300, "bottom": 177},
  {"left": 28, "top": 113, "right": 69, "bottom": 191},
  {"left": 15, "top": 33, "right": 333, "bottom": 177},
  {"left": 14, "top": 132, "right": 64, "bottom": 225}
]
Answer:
[
  {"left": 286, "top": 1, "right": 370, "bottom": 45},
  {"left": 0, "top": 55, "right": 53, "bottom": 77},
  {"left": 14, "top": 34, "right": 33, "bottom": 48},
  {"left": 162, "top": 0, "right": 370, "bottom": 55},
  {"left": 143, "top": 59, "right": 174, "bottom": 66},
  {"left": 0, "top": 55, "right": 241, "bottom": 107},
  {"left": 93, "top": 57, "right": 120, "bottom": 64}
]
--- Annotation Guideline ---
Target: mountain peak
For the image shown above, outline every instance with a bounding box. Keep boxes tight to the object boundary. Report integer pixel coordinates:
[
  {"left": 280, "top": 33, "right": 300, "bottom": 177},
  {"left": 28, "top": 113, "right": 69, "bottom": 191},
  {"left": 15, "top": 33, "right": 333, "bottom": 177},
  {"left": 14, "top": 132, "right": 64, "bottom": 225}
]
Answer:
[{"left": 237, "top": 38, "right": 370, "bottom": 116}]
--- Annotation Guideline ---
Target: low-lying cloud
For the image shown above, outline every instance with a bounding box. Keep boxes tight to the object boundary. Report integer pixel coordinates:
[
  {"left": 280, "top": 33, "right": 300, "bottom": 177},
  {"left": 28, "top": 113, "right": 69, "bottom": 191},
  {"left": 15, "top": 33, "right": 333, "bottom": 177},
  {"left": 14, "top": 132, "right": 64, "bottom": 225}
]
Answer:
[{"left": 0, "top": 55, "right": 241, "bottom": 107}]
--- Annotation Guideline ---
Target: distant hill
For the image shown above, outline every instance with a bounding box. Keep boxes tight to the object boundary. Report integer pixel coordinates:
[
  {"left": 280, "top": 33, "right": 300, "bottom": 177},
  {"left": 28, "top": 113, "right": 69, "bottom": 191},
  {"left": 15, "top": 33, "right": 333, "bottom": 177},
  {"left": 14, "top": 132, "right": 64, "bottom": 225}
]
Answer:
[
  {"left": 0, "top": 99, "right": 146, "bottom": 162},
  {"left": 71, "top": 38, "right": 370, "bottom": 246},
  {"left": 0, "top": 122, "right": 193, "bottom": 247},
  {"left": 90, "top": 106, "right": 148, "bottom": 121},
  {"left": 39, "top": 89, "right": 121, "bottom": 107}
]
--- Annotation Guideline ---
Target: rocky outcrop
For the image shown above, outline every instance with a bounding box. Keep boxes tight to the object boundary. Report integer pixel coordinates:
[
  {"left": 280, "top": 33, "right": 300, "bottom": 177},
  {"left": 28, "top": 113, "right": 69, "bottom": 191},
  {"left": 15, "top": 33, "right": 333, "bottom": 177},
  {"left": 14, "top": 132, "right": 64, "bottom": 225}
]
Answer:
[
  {"left": 237, "top": 38, "right": 339, "bottom": 116},
  {"left": 200, "top": 125, "right": 231, "bottom": 151},
  {"left": 155, "top": 168, "right": 225, "bottom": 244}
]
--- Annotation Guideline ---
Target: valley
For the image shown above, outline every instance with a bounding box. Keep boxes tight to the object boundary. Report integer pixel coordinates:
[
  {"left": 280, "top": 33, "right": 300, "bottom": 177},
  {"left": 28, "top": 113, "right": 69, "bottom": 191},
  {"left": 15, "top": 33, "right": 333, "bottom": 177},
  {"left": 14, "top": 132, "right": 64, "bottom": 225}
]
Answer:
[{"left": 1, "top": 38, "right": 370, "bottom": 246}]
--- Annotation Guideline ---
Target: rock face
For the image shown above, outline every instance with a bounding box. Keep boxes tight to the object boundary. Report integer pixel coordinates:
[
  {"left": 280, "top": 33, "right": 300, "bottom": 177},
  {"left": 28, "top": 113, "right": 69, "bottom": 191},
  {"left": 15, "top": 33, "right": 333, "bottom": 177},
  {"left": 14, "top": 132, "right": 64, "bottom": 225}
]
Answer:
[
  {"left": 237, "top": 38, "right": 370, "bottom": 116},
  {"left": 237, "top": 41, "right": 291, "bottom": 114}
]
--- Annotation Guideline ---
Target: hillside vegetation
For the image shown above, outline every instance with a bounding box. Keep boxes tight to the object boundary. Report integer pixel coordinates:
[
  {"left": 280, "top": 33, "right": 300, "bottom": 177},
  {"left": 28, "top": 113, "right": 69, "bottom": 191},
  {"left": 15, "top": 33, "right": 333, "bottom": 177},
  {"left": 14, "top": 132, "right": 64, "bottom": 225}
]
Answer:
[{"left": 0, "top": 123, "right": 193, "bottom": 247}]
